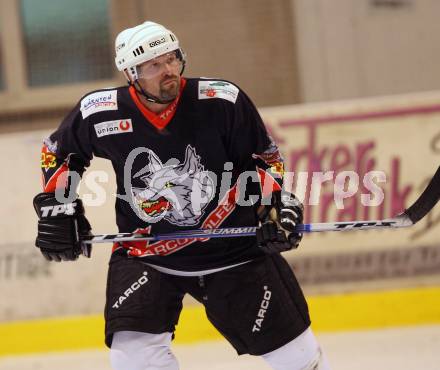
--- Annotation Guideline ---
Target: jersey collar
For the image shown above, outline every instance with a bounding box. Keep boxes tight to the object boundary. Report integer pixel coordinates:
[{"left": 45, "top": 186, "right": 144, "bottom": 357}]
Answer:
[{"left": 129, "top": 77, "right": 187, "bottom": 131}]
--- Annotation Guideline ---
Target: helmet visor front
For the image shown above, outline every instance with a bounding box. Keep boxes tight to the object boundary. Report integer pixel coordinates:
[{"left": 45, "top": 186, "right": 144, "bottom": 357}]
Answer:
[{"left": 137, "top": 51, "right": 183, "bottom": 80}]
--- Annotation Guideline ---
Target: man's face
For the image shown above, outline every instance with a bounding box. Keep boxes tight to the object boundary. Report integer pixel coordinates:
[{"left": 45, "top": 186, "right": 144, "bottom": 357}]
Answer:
[{"left": 136, "top": 52, "right": 182, "bottom": 101}]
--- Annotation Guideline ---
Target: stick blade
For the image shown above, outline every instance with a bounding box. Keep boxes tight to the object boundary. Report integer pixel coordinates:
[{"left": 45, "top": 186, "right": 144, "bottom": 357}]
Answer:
[{"left": 405, "top": 166, "right": 440, "bottom": 224}]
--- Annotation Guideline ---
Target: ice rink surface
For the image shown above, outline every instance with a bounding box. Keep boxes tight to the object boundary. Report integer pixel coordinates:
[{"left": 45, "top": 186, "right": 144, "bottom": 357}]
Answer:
[{"left": 1, "top": 325, "right": 439, "bottom": 370}]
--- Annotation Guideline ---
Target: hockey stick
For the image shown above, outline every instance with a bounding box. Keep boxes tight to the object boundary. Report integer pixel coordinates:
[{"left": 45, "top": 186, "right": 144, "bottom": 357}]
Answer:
[{"left": 83, "top": 166, "right": 440, "bottom": 244}]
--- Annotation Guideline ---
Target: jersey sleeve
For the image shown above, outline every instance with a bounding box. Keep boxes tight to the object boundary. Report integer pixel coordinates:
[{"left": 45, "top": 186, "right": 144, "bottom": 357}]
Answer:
[
  {"left": 41, "top": 103, "right": 93, "bottom": 193},
  {"left": 224, "top": 87, "right": 284, "bottom": 200}
]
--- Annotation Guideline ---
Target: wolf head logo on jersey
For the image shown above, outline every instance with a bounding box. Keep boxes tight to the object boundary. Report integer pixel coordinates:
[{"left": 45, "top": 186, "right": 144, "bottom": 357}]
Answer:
[{"left": 131, "top": 145, "right": 215, "bottom": 225}]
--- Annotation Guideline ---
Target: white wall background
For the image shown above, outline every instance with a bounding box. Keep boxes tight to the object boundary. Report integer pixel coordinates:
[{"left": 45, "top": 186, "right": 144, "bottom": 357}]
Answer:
[{"left": 293, "top": 0, "right": 440, "bottom": 101}]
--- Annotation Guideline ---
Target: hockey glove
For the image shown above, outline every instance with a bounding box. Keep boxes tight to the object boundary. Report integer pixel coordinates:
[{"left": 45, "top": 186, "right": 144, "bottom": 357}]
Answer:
[
  {"left": 256, "top": 191, "right": 304, "bottom": 253},
  {"left": 256, "top": 221, "right": 293, "bottom": 254},
  {"left": 33, "top": 192, "right": 92, "bottom": 262},
  {"left": 275, "top": 190, "right": 304, "bottom": 249}
]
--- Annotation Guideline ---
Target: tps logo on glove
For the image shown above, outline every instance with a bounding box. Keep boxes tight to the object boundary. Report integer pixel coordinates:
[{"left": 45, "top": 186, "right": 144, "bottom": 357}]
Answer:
[{"left": 40, "top": 203, "right": 77, "bottom": 217}]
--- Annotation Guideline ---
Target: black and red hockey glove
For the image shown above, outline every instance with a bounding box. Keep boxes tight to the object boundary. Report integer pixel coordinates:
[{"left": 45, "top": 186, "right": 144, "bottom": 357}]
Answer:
[{"left": 33, "top": 192, "right": 92, "bottom": 262}]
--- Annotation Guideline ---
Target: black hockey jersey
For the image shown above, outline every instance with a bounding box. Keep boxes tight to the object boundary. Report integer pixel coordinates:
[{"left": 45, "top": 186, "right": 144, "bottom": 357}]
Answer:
[{"left": 40, "top": 78, "right": 285, "bottom": 273}]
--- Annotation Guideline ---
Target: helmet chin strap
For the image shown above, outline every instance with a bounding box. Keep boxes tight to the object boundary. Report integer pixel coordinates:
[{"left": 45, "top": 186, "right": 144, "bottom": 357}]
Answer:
[{"left": 132, "top": 80, "right": 175, "bottom": 105}]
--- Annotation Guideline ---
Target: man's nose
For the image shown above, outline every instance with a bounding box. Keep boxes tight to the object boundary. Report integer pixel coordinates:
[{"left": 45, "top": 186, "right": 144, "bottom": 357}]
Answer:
[{"left": 162, "top": 62, "right": 174, "bottom": 75}]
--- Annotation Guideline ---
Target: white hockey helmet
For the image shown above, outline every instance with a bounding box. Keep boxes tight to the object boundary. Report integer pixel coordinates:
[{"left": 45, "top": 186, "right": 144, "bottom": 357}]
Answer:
[{"left": 114, "top": 21, "right": 185, "bottom": 81}]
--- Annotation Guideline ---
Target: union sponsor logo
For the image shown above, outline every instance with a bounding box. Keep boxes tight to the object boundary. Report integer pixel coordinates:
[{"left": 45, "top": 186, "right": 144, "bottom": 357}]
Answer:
[{"left": 94, "top": 119, "right": 133, "bottom": 138}]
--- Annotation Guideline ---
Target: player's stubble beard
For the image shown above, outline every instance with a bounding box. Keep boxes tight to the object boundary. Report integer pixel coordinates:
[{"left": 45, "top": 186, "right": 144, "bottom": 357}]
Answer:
[{"left": 158, "top": 74, "right": 180, "bottom": 101}]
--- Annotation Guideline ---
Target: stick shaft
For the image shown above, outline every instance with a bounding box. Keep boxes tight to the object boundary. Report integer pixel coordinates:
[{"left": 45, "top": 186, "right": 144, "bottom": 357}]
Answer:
[
  {"left": 84, "top": 216, "right": 412, "bottom": 244},
  {"left": 84, "top": 165, "right": 439, "bottom": 244}
]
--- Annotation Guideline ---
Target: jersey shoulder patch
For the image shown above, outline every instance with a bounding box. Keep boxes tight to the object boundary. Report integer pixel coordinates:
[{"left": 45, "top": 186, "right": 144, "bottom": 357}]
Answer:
[
  {"left": 80, "top": 89, "right": 118, "bottom": 119},
  {"left": 198, "top": 80, "right": 239, "bottom": 104}
]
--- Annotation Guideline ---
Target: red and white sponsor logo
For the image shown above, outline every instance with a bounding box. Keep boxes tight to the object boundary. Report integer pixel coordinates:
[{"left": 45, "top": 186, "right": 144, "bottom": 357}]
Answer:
[
  {"left": 121, "top": 182, "right": 241, "bottom": 257},
  {"left": 205, "top": 88, "right": 216, "bottom": 97},
  {"left": 80, "top": 90, "right": 118, "bottom": 119},
  {"left": 198, "top": 81, "right": 239, "bottom": 103},
  {"left": 94, "top": 119, "right": 133, "bottom": 138},
  {"left": 119, "top": 120, "right": 131, "bottom": 131}
]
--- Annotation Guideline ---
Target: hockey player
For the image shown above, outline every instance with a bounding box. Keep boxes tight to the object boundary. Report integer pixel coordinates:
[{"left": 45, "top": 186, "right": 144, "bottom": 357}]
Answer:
[{"left": 33, "top": 21, "right": 331, "bottom": 370}]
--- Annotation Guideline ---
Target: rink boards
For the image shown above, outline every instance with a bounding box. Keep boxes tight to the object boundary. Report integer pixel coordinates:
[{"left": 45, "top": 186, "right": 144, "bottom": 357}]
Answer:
[{"left": 1, "top": 285, "right": 440, "bottom": 356}]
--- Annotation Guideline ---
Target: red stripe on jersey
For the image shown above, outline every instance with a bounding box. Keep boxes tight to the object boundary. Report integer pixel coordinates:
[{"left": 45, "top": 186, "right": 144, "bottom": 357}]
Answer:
[
  {"left": 40, "top": 144, "right": 69, "bottom": 192},
  {"left": 257, "top": 167, "right": 282, "bottom": 199},
  {"left": 201, "top": 181, "right": 239, "bottom": 231},
  {"left": 129, "top": 78, "right": 187, "bottom": 131},
  {"left": 117, "top": 182, "right": 241, "bottom": 257},
  {"left": 43, "top": 163, "right": 69, "bottom": 192}
]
